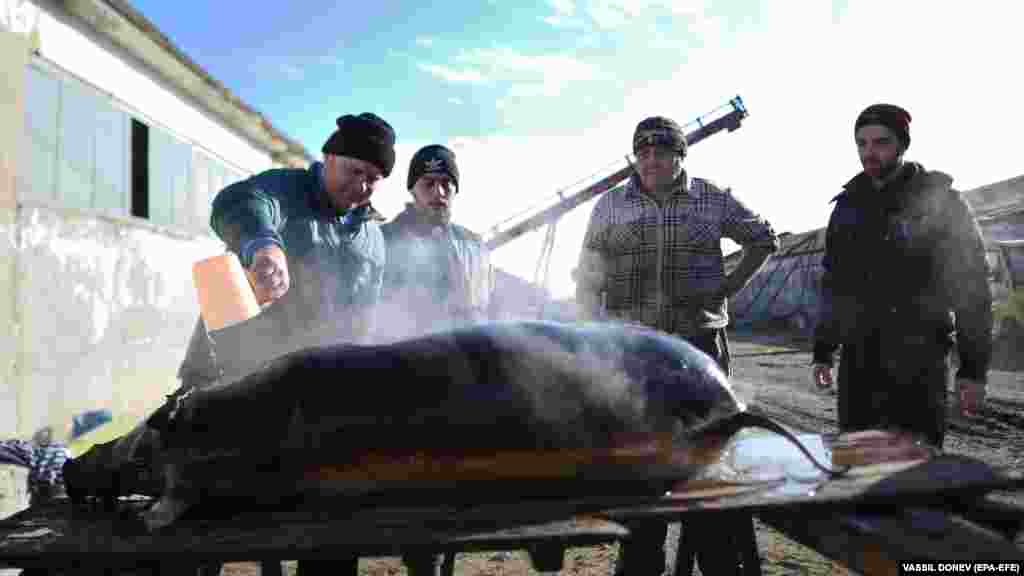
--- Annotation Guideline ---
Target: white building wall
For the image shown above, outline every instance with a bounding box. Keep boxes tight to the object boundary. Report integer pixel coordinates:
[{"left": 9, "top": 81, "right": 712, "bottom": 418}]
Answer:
[
  {"left": 28, "top": 0, "right": 271, "bottom": 176},
  {"left": 1, "top": 1, "right": 289, "bottom": 440}
]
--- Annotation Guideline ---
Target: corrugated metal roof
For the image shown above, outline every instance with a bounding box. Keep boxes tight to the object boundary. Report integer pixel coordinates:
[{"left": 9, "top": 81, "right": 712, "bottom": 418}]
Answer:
[{"left": 964, "top": 173, "right": 1024, "bottom": 217}]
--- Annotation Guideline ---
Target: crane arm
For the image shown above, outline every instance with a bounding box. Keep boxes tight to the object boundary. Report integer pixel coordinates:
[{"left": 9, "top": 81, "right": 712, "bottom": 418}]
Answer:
[{"left": 484, "top": 96, "right": 749, "bottom": 251}]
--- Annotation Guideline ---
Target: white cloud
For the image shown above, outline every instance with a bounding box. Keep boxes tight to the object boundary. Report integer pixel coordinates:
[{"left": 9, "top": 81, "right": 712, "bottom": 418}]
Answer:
[
  {"left": 447, "top": 97, "right": 463, "bottom": 105},
  {"left": 456, "top": 47, "right": 603, "bottom": 100},
  {"left": 541, "top": 15, "right": 588, "bottom": 29},
  {"left": 280, "top": 64, "right": 304, "bottom": 81},
  {"left": 415, "top": 35, "right": 435, "bottom": 47},
  {"left": 601, "top": 0, "right": 705, "bottom": 18},
  {"left": 392, "top": 0, "right": 1024, "bottom": 300},
  {"left": 584, "top": 0, "right": 706, "bottom": 29},
  {"left": 577, "top": 32, "right": 602, "bottom": 48},
  {"left": 549, "top": 0, "right": 577, "bottom": 16},
  {"left": 459, "top": 48, "right": 598, "bottom": 76},
  {"left": 316, "top": 55, "right": 345, "bottom": 69},
  {"left": 586, "top": 2, "right": 628, "bottom": 29},
  {"left": 416, "top": 63, "right": 489, "bottom": 84},
  {"left": 543, "top": 0, "right": 587, "bottom": 27}
]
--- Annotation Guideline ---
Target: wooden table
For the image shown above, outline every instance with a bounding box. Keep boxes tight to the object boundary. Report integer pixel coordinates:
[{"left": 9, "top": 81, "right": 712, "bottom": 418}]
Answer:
[{"left": 1, "top": 431, "right": 1021, "bottom": 575}]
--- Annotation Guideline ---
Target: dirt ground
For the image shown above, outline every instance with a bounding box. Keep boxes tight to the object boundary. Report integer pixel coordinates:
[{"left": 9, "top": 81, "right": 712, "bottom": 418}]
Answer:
[{"left": 216, "top": 328, "right": 1023, "bottom": 576}]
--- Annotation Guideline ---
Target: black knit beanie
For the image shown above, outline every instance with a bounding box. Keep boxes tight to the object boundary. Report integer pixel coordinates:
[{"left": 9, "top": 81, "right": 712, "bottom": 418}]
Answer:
[
  {"left": 855, "top": 104, "right": 911, "bottom": 148},
  {"left": 633, "top": 116, "right": 687, "bottom": 157},
  {"left": 407, "top": 144, "right": 459, "bottom": 192},
  {"left": 321, "top": 113, "right": 397, "bottom": 177}
]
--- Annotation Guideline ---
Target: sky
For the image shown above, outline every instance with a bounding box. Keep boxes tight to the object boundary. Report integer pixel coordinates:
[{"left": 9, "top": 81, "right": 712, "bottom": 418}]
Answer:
[{"left": 130, "top": 0, "right": 1023, "bottom": 300}]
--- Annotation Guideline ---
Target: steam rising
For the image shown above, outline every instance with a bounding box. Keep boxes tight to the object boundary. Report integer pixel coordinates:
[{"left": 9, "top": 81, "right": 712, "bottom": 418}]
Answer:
[{"left": 494, "top": 321, "right": 649, "bottom": 430}]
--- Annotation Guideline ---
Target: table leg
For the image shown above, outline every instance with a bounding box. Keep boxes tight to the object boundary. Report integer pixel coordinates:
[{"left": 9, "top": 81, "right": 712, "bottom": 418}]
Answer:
[
  {"left": 673, "top": 522, "right": 696, "bottom": 576},
  {"left": 258, "top": 560, "right": 283, "bottom": 576},
  {"left": 526, "top": 543, "right": 566, "bottom": 572},
  {"left": 402, "top": 552, "right": 442, "bottom": 576},
  {"left": 440, "top": 552, "right": 456, "bottom": 576},
  {"left": 616, "top": 519, "right": 668, "bottom": 575},
  {"left": 295, "top": 556, "right": 358, "bottom": 576}
]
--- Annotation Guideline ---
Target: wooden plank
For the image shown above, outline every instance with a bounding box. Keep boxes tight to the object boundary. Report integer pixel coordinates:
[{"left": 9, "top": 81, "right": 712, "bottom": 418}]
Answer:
[
  {"left": 594, "top": 451, "right": 1023, "bottom": 522},
  {"left": 758, "top": 508, "right": 1024, "bottom": 575},
  {"left": 3, "top": 430, "right": 1021, "bottom": 572},
  {"left": 0, "top": 495, "right": 632, "bottom": 570}
]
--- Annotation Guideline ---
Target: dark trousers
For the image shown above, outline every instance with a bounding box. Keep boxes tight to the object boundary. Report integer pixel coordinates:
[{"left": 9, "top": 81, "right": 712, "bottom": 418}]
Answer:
[
  {"left": 617, "top": 329, "right": 762, "bottom": 576},
  {"left": 837, "top": 332, "right": 951, "bottom": 449}
]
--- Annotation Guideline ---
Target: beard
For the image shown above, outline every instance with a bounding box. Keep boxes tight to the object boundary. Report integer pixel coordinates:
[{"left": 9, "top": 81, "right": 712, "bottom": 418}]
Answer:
[
  {"left": 640, "top": 170, "right": 674, "bottom": 193},
  {"left": 862, "top": 155, "right": 902, "bottom": 180},
  {"left": 416, "top": 203, "right": 450, "bottom": 226}
]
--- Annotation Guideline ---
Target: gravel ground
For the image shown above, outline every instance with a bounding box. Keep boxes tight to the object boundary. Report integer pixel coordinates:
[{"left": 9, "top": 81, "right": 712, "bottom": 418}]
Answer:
[{"left": 217, "top": 327, "right": 1023, "bottom": 576}]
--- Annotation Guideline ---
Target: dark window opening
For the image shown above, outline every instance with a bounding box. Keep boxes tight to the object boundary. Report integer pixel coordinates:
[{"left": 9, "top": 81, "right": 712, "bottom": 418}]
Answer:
[{"left": 131, "top": 119, "right": 149, "bottom": 219}]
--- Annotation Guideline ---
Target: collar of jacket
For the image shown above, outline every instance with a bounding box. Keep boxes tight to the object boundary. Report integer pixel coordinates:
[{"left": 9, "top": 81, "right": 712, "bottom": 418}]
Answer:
[
  {"left": 389, "top": 203, "right": 454, "bottom": 237},
  {"left": 833, "top": 161, "right": 926, "bottom": 204},
  {"left": 624, "top": 169, "right": 694, "bottom": 200},
  {"left": 306, "top": 161, "right": 384, "bottom": 223}
]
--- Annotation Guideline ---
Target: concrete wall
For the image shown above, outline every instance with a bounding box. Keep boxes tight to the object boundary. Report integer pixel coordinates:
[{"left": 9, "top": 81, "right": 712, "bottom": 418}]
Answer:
[
  {"left": 1, "top": 26, "right": 30, "bottom": 440},
  {"left": 0, "top": 464, "right": 29, "bottom": 520},
  {"left": 1, "top": 1, "right": 281, "bottom": 440},
  {"left": 28, "top": 0, "right": 272, "bottom": 176},
  {"left": 11, "top": 204, "right": 223, "bottom": 438}
]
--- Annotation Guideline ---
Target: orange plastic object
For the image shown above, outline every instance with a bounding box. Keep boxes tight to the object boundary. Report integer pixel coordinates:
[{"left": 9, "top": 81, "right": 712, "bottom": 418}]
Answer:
[{"left": 192, "top": 253, "right": 261, "bottom": 331}]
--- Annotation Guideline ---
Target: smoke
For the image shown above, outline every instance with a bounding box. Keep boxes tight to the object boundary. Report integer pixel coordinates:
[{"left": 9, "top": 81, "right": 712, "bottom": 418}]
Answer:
[
  {"left": 497, "top": 321, "right": 649, "bottom": 429},
  {"left": 725, "top": 377, "right": 758, "bottom": 410},
  {"left": 367, "top": 230, "right": 474, "bottom": 346}
]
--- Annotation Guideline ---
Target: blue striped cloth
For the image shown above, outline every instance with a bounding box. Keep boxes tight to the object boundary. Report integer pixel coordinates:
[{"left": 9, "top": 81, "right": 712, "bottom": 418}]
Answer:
[{"left": 0, "top": 439, "right": 70, "bottom": 496}]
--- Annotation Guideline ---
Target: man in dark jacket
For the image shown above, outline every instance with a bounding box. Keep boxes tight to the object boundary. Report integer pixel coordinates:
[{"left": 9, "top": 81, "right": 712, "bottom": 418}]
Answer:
[
  {"left": 177, "top": 112, "right": 394, "bottom": 389},
  {"left": 811, "top": 103, "right": 993, "bottom": 448},
  {"left": 373, "top": 144, "right": 492, "bottom": 344}
]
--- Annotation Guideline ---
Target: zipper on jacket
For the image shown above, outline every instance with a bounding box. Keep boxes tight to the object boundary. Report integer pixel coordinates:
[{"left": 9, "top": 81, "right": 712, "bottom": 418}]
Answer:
[{"left": 638, "top": 190, "right": 666, "bottom": 329}]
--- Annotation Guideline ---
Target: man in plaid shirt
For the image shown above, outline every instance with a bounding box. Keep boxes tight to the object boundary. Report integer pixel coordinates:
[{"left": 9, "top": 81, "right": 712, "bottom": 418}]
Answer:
[{"left": 576, "top": 116, "right": 778, "bottom": 575}]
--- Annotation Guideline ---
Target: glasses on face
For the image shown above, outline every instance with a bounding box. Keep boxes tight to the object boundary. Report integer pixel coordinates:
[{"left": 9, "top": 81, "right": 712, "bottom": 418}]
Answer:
[{"left": 634, "top": 131, "right": 680, "bottom": 152}]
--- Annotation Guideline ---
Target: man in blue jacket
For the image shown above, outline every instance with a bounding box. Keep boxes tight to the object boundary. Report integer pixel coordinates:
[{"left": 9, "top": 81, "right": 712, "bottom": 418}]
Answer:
[
  {"left": 178, "top": 112, "right": 394, "bottom": 388},
  {"left": 174, "top": 112, "right": 395, "bottom": 576}
]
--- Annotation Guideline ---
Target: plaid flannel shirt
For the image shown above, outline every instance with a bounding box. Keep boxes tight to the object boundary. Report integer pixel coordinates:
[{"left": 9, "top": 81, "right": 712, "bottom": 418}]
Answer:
[{"left": 576, "top": 171, "right": 777, "bottom": 335}]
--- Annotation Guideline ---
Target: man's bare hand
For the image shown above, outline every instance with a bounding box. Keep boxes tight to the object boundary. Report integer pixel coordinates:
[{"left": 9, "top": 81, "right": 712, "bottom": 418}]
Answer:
[
  {"left": 812, "top": 363, "right": 835, "bottom": 392},
  {"left": 247, "top": 244, "right": 289, "bottom": 304},
  {"left": 956, "top": 378, "right": 986, "bottom": 416}
]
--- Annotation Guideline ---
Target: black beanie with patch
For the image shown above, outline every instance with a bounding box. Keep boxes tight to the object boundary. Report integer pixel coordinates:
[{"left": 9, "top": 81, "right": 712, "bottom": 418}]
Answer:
[
  {"left": 407, "top": 144, "right": 459, "bottom": 191},
  {"left": 855, "top": 104, "right": 912, "bottom": 148},
  {"left": 633, "top": 116, "right": 688, "bottom": 157},
  {"left": 321, "top": 113, "right": 397, "bottom": 177}
]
